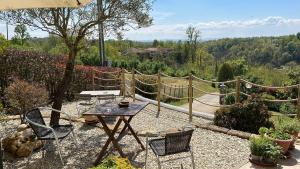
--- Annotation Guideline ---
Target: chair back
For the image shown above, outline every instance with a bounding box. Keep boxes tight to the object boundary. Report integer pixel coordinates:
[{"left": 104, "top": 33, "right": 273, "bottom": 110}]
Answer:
[
  {"left": 165, "top": 129, "right": 194, "bottom": 155},
  {"left": 25, "top": 108, "right": 50, "bottom": 138}
]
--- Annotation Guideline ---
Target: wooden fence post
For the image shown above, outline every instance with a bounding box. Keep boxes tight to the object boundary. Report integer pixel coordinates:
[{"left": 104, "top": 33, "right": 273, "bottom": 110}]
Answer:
[
  {"left": 235, "top": 76, "right": 241, "bottom": 104},
  {"left": 132, "top": 69, "right": 136, "bottom": 101},
  {"left": 121, "top": 69, "right": 125, "bottom": 97},
  {"left": 298, "top": 85, "right": 300, "bottom": 119},
  {"left": 92, "top": 69, "right": 95, "bottom": 91},
  {"left": 188, "top": 73, "right": 193, "bottom": 122},
  {"left": 157, "top": 72, "right": 161, "bottom": 113}
]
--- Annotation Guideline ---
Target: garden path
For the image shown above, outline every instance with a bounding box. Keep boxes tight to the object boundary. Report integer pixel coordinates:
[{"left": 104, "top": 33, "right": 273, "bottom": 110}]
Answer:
[{"left": 181, "top": 92, "right": 220, "bottom": 114}]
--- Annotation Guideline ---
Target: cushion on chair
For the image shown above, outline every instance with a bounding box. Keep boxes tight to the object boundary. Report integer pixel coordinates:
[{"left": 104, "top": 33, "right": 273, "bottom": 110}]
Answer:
[{"left": 39, "top": 124, "right": 74, "bottom": 140}]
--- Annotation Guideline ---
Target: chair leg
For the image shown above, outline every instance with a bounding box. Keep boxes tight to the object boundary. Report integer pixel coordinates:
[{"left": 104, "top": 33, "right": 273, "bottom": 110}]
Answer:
[
  {"left": 190, "top": 148, "right": 195, "bottom": 169},
  {"left": 54, "top": 138, "right": 64, "bottom": 165},
  {"left": 155, "top": 155, "right": 161, "bottom": 169}
]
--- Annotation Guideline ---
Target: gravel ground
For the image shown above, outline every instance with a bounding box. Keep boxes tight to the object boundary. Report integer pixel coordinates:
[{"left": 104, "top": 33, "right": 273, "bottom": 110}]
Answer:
[{"left": 1, "top": 100, "right": 250, "bottom": 169}]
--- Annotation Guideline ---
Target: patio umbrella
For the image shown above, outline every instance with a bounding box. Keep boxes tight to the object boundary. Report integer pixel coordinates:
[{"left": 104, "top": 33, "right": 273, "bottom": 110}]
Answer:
[{"left": 0, "top": 0, "right": 92, "bottom": 10}]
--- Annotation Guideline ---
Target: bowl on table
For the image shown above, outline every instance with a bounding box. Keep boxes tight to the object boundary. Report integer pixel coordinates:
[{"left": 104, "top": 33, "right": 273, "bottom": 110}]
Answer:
[{"left": 118, "top": 101, "right": 129, "bottom": 108}]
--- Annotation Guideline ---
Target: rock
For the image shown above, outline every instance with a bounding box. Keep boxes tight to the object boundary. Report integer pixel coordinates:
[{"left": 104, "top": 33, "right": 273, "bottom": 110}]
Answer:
[{"left": 17, "top": 124, "right": 29, "bottom": 132}]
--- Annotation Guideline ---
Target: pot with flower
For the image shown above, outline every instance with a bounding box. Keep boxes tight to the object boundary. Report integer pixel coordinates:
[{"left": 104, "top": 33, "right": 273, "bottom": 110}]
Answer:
[
  {"left": 259, "top": 127, "right": 292, "bottom": 154},
  {"left": 273, "top": 116, "right": 300, "bottom": 150},
  {"left": 249, "top": 136, "right": 282, "bottom": 166}
]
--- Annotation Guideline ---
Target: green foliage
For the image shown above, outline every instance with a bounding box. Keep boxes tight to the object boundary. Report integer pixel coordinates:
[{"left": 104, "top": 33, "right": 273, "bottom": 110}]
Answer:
[
  {"left": 268, "top": 129, "right": 291, "bottom": 140},
  {"left": 279, "top": 103, "right": 297, "bottom": 115},
  {"left": 11, "top": 24, "right": 30, "bottom": 46},
  {"left": 214, "top": 96, "right": 272, "bottom": 133},
  {"left": 0, "top": 34, "right": 9, "bottom": 54},
  {"left": 217, "top": 63, "right": 234, "bottom": 82},
  {"left": 90, "top": 156, "right": 134, "bottom": 169},
  {"left": 250, "top": 137, "right": 276, "bottom": 156},
  {"left": 259, "top": 127, "right": 291, "bottom": 140},
  {"left": 227, "top": 58, "right": 248, "bottom": 76},
  {"left": 273, "top": 116, "right": 300, "bottom": 134},
  {"left": 224, "top": 94, "right": 235, "bottom": 105}
]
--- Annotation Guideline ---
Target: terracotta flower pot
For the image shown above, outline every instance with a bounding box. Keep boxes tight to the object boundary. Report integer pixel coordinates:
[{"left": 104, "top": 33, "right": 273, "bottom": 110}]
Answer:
[
  {"left": 265, "top": 134, "right": 292, "bottom": 154},
  {"left": 289, "top": 132, "right": 299, "bottom": 150}
]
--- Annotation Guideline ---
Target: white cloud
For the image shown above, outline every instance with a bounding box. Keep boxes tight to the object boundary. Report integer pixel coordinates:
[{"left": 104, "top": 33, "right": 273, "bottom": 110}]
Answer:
[{"left": 124, "top": 16, "right": 300, "bottom": 40}]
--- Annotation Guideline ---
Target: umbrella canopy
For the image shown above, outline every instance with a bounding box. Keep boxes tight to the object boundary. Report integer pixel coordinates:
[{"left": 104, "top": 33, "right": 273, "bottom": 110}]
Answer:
[{"left": 0, "top": 0, "right": 92, "bottom": 10}]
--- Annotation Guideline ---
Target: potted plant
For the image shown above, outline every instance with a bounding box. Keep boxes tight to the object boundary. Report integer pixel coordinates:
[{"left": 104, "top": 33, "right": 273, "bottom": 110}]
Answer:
[
  {"left": 259, "top": 127, "right": 292, "bottom": 154},
  {"left": 273, "top": 116, "right": 300, "bottom": 149},
  {"left": 249, "top": 136, "right": 282, "bottom": 166}
]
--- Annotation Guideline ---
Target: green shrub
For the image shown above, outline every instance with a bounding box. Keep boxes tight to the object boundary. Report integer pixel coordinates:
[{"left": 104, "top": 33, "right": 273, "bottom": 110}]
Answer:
[
  {"left": 250, "top": 136, "right": 273, "bottom": 156},
  {"left": 259, "top": 127, "right": 291, "bottom": 140},
  {"left": 224, "top": 94, "right": 235, "bottom": 105},
  {"left": 217, "top": 63, "right": 234, "bottom": 82},
  {"left": 273, "top": 116, "right": 300, "bottom": 134},
  {"left": 214, "top": 95, "right": 272, "bottom": 133},
  {"left": 279, "top": 103, "right": 297, "bottom": 115}
]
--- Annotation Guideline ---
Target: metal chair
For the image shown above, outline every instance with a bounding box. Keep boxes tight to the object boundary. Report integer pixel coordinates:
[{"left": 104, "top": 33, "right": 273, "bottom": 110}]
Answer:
[
  {"left": 145, "top": 129, "right": 195, "bottom": 169},
  {"left": 74, "top": 93, "right": 94, "bottom": 116},
  {"left": 25, "top": 107, "right": 78, "bottom": 165}
]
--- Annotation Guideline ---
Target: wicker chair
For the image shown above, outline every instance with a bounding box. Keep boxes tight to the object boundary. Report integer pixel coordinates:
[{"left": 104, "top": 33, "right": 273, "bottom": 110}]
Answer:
[
  {"left": 74, "top": 93, "right": 94, "bottom": 116},
  {"left": 145, "top": 129, "right": 195, "bottom": 169},
  {"left": 25, "top": 107, "right": 78, "bottom": 165}
]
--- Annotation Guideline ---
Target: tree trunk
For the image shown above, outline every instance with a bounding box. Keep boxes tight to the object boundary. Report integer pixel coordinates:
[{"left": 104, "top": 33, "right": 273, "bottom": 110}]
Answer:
[{"left": 50, "top": 48, "right": 77, "bottom": 126}]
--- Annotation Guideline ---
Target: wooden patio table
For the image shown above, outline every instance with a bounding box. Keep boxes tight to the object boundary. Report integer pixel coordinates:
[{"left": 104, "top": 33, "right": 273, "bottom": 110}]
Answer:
[{"left": 83, "top": 101, "right": 149, "bottom": 165}]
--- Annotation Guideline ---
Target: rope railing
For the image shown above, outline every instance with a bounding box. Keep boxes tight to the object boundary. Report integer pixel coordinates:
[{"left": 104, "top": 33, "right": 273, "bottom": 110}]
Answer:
[
  {"left": 160, "top": 72, "right": 189, "bottom": 79},
  {"left": 193, "top": 98, "right": 234, "bottom": 108},
  {"left": 262, "top": 98, "right": 298, "bottom": 103},
  {"left": 94, "top": 77, "right": 120, "bottom": 81},
  {"left": 135, "top": 86, "right": 158, "bottom": 95},
  {"left": 94, "top": 84, "right": 121, "bottom": 88},
  {"left": 135, "top": 77, "right": 158, "bottom": 86},
  {"left": 92, "top": 69, "right": 121, "bottom": 74},
  {"left": 192, "top": 75, "right": 236, "bottom": 84},
  {"left": 240, "top": 92, "right": 251, "bottom": 97},
  {"left": 134, "top": 69, "right": 158, "bottom": 77},
  {"left": 162, "top": 92, "right": 189, "bottom": 100},
  {"left": 90, "top": 68, "right": 300, "bottom": 121},
  {"left": 192, "top": 86, "right": 235, "bottom": 96},
  {"left": 241, "top": 79, "right": 299, "bottom": 90},
  {"left": 161, "top": 83, "right": 189, "bottom": 89}
]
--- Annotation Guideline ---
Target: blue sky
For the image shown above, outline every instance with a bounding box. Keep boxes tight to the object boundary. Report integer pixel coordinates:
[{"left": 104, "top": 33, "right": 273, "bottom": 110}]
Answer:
[
  {"left": 1, "top": 0, "right": 300, "bottom": 41},
  {"left": 125, "top": 0, "right": 300, "bottom": 40}
]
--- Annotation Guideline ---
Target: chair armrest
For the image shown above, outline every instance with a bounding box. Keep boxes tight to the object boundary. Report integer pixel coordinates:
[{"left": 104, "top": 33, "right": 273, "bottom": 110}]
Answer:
[{"left": 39, "top": 107, "right": 73, "bottom": 125}]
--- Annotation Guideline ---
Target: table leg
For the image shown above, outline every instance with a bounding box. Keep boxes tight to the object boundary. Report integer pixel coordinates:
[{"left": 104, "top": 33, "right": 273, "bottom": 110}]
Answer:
[
  {"left": 116, "top": 116, "right": 133, "bottom": 141},
  {"left": 121, "top": 116, "right": 145, "bottom": 150},
  {"left": 94, "top": 117, "right": 124, "bottom": 165}
]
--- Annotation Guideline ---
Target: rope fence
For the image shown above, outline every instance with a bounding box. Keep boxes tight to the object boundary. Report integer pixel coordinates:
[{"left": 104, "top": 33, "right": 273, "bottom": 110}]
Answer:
[{"left": 90, "top": 68, "right": 300, "bottom": 121}]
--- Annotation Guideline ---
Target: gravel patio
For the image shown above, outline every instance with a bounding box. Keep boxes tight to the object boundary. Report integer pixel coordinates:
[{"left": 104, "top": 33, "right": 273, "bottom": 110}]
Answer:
[{"left": 1, "top": 101, "right": 250, "bottom": 169}]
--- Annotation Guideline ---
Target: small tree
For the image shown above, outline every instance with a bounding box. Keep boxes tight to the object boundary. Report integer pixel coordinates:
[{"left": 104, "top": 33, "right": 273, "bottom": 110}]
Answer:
[
  {"left": 5, "top": 79, "right": 48, "bottom": 123},
  {"left": 218, "top": 63, "right": 234, "bottom": 82},
  {"left": 186, "top": 26, "right": 201, "bottom": 63},
  {"left": 12, "top": 24, "right": 30, "bottom": 46}
]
